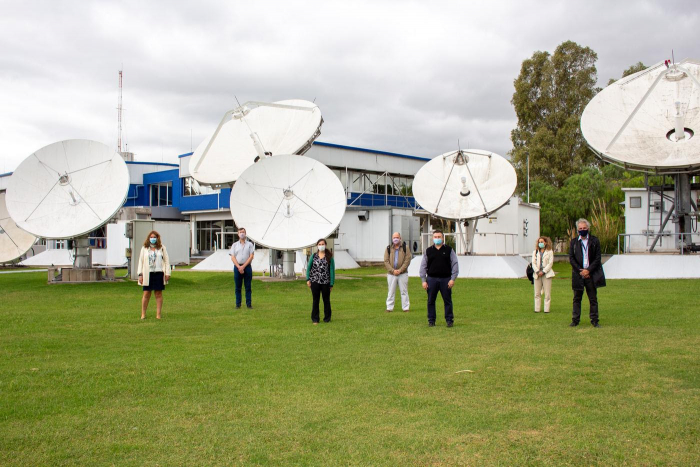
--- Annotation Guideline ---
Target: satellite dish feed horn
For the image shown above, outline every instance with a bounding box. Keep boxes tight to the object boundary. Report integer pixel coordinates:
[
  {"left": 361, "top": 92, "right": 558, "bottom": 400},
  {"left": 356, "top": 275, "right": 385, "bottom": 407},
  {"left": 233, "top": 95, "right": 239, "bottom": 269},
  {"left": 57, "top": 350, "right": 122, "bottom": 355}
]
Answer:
[
  {"left": 250, "top": 132, "right": 268, "bottom": 159},
  {"left": 190, "top": 99, "right": 323, "bottom": 186},
  {"left": 464, "top": 155, "right": 489, "bottom": 214},
  {"left": 460, "top": 176, "right": 470, "bottom": 197},
  {"left": 229, "top": 154, "right": 346, "bottom": 251},
  {"left": 413, "top": 149, "right": 517, "bottom": 220}
]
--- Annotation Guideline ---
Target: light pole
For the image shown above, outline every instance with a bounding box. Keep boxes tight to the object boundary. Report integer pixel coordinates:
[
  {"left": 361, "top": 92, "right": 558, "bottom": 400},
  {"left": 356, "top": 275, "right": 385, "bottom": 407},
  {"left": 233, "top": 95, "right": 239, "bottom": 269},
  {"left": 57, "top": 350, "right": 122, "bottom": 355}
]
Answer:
[{"left": 526, "top": 150, "right": 530, "bottom": 203}]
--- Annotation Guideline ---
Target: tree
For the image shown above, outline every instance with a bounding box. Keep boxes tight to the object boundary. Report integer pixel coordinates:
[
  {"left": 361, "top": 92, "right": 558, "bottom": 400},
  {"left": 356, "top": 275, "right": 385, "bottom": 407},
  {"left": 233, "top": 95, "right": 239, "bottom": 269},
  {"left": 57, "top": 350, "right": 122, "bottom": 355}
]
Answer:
[
  {"left": 607, "top": 61, "right": 648, "bottom": 85},
  {"left": 509, "top": 41, "right": 600, "bottom": 190}
]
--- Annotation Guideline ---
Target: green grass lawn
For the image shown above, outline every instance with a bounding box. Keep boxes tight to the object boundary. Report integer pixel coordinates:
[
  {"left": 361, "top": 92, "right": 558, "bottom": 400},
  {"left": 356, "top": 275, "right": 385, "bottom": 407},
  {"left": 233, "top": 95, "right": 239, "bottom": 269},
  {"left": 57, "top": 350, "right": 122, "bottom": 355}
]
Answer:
[{"left": 1, "top": 263, "right": 698, "bottom": 466}]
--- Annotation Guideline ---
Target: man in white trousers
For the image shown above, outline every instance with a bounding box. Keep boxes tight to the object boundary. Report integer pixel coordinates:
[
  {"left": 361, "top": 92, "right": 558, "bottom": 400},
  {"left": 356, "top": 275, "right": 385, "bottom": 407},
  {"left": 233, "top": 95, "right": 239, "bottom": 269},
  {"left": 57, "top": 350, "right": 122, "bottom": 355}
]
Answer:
[{"left": 383, "top": 232, "right": 412, "bottom": 312}]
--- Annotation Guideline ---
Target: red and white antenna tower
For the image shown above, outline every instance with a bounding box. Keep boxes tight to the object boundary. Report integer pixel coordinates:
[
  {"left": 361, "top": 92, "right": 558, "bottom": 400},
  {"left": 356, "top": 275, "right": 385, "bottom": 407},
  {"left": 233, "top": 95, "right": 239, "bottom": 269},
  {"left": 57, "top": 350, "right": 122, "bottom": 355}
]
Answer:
[{"left": 117, "top": 69, "right": 123, "bottom": 153}]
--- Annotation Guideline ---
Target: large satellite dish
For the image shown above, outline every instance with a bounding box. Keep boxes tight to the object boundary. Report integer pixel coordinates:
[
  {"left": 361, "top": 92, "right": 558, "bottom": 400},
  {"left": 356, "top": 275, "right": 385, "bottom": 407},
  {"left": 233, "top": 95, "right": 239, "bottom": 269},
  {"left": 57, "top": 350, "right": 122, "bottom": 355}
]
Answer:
[
  {"left": 229, "top": 154, "right": 346, "bottom": 250},
  {"left": 0, "top": 191, "right": 37, "bottom": 262},
  {"left": 413, "top": 149, "right": 517, "bottom": 220},
  {"left": 6, "top": 140, "right": 130, "bottom": 239},
  {"left": 581, "top": 58, "right": 700, "bottom": 173},
  {"left": 190, "top": 99, "right": 323, "bottom": 186}
]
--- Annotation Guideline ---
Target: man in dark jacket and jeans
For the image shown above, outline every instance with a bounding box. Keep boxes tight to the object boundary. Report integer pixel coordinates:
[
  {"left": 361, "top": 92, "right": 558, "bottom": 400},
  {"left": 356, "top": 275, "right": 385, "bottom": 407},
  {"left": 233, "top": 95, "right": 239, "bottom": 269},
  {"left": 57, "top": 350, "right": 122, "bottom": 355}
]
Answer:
[
  {"left": 419, "top": 230, "right": 459, "bottom": 327},
  {"left": 569, "top": 218, "right": 606, "bottom": 328}
]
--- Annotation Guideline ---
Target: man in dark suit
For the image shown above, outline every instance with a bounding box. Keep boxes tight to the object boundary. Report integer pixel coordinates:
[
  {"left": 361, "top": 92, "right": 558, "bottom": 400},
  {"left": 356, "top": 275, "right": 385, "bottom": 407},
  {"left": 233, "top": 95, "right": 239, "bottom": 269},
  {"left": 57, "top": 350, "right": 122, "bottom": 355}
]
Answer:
[{"left": 569, "top": 218, "right": 606, "bottom": 328}]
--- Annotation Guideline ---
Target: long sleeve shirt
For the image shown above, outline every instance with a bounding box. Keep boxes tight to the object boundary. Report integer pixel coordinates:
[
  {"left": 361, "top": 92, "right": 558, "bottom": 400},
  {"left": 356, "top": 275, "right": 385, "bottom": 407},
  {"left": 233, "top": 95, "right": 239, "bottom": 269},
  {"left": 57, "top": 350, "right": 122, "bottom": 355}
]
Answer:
[{"left": 419, "top": 246, "right": 459, "bottom": 281}]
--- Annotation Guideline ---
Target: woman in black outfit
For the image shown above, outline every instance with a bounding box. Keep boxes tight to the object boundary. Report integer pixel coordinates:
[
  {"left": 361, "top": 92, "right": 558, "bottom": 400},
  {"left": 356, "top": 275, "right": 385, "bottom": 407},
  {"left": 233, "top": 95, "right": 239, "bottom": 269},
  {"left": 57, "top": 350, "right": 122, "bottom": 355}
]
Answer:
[{"left": 306, "top": 238, "right": 335, "bottom": 325}]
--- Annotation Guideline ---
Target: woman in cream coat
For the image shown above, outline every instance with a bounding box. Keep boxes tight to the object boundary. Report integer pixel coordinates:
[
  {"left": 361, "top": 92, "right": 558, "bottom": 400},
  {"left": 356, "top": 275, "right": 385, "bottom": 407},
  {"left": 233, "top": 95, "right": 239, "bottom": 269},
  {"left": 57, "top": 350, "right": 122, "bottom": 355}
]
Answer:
[
  {"left": 532, "top": 236, "right": 555, "bottom": 313},
  {"left": 137, "top": 230, "right": 171, "bottom": 319}
]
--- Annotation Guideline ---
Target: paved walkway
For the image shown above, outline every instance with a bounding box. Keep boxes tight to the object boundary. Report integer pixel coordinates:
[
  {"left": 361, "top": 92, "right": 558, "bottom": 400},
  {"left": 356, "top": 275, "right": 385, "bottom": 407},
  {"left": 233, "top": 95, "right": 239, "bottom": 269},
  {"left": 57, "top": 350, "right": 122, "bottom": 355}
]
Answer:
[{"left": 0, "top": 269, "right": 47, "bottom": 274}]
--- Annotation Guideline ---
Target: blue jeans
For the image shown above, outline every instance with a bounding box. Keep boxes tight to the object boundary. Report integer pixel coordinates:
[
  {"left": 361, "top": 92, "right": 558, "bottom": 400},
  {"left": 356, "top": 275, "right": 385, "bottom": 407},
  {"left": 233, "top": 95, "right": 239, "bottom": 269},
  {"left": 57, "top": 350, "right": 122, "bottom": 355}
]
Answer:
[
  {"left": 234, "top": 265, "right": 253, "bottom": 307},
  {"left": 426, "top": 276, "right": 454, "bottom": 324}
]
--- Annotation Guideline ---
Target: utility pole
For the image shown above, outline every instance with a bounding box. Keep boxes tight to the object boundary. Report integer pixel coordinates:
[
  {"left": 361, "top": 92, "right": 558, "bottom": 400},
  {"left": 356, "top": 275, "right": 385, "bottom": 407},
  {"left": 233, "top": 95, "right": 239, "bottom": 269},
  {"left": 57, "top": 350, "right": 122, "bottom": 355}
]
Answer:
[{"left": 117, "top": 69, "right": 123, "bottom": 153}]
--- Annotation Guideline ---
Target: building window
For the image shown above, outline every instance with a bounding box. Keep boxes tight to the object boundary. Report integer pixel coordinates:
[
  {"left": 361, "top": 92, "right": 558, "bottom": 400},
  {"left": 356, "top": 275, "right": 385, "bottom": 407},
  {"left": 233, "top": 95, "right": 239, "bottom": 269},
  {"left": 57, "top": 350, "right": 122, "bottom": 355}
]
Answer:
[
  {"left": 629, "top": 196, "right": 642, "bottom": 208},
  {"left": 150, "top": 182, "right": 172, "bottom": 206},
  {"left": 345, "top": 170, "right": 414, "bottom": 196},
  {"left": 196, "top": 220, "right": 221, "bottom": 251},
  {"left": 350, "top": 171, "right": 364, "bottom": 192},
  {"left": 183, "top": 177, "right": 218, "bottom": 196},
  {"left": 196, "top": 219, "right": 239, "bottom": 252}
]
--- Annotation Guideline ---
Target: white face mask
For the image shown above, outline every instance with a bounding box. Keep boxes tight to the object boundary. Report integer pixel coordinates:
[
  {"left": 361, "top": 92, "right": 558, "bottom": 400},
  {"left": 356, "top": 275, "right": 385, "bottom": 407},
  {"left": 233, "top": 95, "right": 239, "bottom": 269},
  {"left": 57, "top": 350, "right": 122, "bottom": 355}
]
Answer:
[
  {"left": 318, "top": 245, "right": 326, "bottom": 252},
  {"left": 239, "top": 232, "right": 246, "bottom": 239}
]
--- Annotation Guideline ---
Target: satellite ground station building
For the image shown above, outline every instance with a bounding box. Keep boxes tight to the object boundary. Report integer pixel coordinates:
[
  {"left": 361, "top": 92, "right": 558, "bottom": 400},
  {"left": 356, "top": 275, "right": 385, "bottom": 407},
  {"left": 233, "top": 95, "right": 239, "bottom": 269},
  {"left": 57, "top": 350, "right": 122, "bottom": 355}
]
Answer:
[{"left": 1, "top": 141, "right": 540, "bottom": 265}]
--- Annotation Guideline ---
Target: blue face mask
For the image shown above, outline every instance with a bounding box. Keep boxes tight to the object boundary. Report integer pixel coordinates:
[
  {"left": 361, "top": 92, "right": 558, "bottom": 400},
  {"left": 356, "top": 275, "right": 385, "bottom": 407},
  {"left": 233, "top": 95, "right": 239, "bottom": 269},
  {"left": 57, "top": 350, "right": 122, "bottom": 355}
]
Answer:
[
  {"left": 578, "top": 230, "right": 588, "bottom": 238},
  {"left": 434, "top": 238, "right": 443, "bottom": 246},
  {"left": 538, "top": 242, "right": 545, "bottom": 248},
  {"left": 150, "top": 237, "right": 157, "bottom": 245}
]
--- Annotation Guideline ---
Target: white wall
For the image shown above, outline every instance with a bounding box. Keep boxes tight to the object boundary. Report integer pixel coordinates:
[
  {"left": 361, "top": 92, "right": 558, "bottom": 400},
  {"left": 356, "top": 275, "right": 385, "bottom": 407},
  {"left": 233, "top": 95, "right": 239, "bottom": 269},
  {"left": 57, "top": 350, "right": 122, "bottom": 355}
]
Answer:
[
  {"left": 130, "top": 220, "right": 191, "bottom": 280},
  {"left": 337, "top": 209, "right": 391, "bottom": 262},
  {"left": 623, "top": 188, "right": 700, "bottom": 252},
  {"left": 470, "top": 197, "right": 540, "bottom": 255},
  {"left": 306, "top": 144, "right": 428, "bottom": 176},
  {"left": 127, "top": 163, "right": 178, "bottom": 184},
  {"left": 105, "top": 222, "right": 129, "bottom": 266}
]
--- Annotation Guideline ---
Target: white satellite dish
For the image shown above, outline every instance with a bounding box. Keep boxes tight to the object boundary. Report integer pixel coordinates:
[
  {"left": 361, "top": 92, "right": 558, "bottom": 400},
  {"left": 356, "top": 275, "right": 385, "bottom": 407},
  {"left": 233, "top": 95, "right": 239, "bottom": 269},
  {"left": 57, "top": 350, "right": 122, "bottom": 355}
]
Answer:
[
  {"left": 0, "top": 191, "right": 37, "bottom": 263},
  {"left": 581, "top": 58, "right": 700, "bottom": 173},
  {"left": 230, "top": 154, "right": 346, "bottom": 251},
  {"left": 6, "top": 140, "right": 130, "bottom": 240},
  {"left": 413, "top": 149, "right": 517, "bottom": 220},
  {"left": 190, "top": 99, "right": 323, "bottom": 186}
]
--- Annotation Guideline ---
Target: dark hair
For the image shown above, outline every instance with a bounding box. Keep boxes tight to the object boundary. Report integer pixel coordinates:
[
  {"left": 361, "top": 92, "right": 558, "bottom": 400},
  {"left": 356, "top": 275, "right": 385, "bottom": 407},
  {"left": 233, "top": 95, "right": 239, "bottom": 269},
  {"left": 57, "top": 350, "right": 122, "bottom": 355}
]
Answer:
[
  {"left": 143, "top": 230, "right": 162, "bottom": 249},
  {"left": 316, "top": 238, "right": 332, "bottom": 261},
  {"left": 238, "top": 227, "right": 246, "bottom": 232},
  {"left": 432, "top": 230, "right": 444, "bottom": 237}
]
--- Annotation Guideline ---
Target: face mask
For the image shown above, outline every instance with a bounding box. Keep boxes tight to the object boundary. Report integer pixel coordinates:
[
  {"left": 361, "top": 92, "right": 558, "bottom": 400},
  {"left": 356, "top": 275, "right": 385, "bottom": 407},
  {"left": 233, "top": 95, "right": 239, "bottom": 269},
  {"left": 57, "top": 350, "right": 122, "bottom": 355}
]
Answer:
[
  {"left": 150, "top": 237, "right": 157, "bottom": 245},
  {"left": 434, "top": 238, "right": 443, "bottom": 246},
  {"left": 538, "top": 242, "right": 545, "bottom": 248},
  {"left": 578, "top": 230, "right": 588, "bottom": 238},
  {"left": 239, "top": 233, "right": 246, "bottom": 239},
  {"left": 318, "top": 245, "right": 326, "bottom": 251},
  {"left": 392, "top": 238, "right": 400, "bottom": 245}
]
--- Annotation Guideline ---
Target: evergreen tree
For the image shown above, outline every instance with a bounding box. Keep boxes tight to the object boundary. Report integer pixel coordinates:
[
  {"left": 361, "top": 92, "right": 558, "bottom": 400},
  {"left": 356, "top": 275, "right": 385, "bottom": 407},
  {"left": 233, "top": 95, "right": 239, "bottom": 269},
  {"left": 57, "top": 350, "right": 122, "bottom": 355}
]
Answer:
[{"left": 509, "top": 41, "right": 600, "bottom": 190}]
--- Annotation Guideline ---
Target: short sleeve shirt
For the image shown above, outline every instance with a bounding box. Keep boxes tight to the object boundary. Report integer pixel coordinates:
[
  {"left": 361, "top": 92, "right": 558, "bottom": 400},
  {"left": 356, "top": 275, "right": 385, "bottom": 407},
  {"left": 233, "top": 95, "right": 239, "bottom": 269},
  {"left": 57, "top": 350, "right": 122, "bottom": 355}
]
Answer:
[{"left": 229, "top": 240, "right": 255, "bottom": 265}]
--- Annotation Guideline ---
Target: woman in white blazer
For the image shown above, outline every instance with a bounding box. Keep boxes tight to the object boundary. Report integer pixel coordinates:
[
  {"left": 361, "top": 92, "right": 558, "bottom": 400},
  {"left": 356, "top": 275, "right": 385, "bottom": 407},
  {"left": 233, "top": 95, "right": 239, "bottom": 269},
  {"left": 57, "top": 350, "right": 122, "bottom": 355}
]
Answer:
[
  {"left": 137, "top": 230, "right": 171, "bottom": 320},
  {"left": 532, "top": 236, "right": 555, "bottom": 313}
]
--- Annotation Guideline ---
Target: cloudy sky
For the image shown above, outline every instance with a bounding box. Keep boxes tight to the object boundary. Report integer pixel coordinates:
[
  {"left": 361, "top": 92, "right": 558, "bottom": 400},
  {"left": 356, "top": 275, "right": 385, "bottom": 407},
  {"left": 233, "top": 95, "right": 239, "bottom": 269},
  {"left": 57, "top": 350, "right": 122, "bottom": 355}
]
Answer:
[{"left": 0, "top": 0, "right": 698, "bottom": 173}]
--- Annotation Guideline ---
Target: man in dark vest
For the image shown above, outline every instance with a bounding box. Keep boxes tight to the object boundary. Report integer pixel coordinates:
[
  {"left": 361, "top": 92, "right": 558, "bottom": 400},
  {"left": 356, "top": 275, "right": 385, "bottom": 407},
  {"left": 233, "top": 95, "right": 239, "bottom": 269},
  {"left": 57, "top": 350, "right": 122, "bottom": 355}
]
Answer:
[
  {"left": 419, "top": 230, "right": 459, "bottom": 327},
  {"left": 569, "top": 218, "right": 606, "bottom": 328}
]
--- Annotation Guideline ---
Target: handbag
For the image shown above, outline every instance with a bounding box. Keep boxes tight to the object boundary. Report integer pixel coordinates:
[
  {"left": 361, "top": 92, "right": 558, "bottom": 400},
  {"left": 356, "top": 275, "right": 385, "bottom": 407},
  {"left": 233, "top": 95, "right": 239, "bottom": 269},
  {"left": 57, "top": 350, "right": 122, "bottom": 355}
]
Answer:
[{"left": 526, "top": 251, "right": 535, "bottom": 284}]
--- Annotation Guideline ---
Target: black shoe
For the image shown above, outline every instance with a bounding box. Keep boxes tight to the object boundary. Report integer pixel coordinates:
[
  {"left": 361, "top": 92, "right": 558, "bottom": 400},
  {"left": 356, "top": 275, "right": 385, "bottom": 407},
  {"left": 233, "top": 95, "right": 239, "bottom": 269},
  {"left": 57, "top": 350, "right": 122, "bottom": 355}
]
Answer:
[
  {"left": 592, "top": 322, "right": 600, "bottom": 328},
  {"left": 446, "top": 322, "right": 454, "bottom": 328},
  {"left": 428, "top": 322, "right": 435, "bottom": 327},
  {"left": 323, "top": 319, "right": 331, "bottom": 323},
  {"left": 569, "top": 322, "right": 579, "bottom": 327},
  {"left": 247, "top": 305, "right": 253, "bottom": 309},
  {"left": 236, "top": 305, "right": 241, "bottom": 309}
]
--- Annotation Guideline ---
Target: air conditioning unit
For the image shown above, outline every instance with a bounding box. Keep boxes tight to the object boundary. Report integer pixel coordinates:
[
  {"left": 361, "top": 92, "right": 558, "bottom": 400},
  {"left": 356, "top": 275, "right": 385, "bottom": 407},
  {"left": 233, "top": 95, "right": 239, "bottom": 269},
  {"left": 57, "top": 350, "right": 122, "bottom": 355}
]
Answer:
[{"left": 358, "top": 211, "right": 369, "bottom": 221}]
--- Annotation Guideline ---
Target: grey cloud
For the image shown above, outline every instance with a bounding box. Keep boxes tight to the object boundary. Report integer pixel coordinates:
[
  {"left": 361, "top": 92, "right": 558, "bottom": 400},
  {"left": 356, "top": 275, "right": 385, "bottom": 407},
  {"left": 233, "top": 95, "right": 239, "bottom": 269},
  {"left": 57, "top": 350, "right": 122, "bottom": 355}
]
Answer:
[{"left": 1, "top": 0, "right": 699, "bottom": 171}]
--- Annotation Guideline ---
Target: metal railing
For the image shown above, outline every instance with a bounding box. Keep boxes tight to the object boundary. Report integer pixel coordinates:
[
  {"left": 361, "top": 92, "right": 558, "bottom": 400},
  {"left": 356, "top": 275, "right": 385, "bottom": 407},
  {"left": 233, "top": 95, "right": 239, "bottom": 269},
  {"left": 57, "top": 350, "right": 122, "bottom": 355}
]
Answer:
[
  {"left": 45, "top": 237, "right": 107, "bottom": 250},
  {"left": 421, "top": 232, "right": 519, "bottom": 256},
  {"left": 618, "top": 232, "right": 699, "bottom": 255}
]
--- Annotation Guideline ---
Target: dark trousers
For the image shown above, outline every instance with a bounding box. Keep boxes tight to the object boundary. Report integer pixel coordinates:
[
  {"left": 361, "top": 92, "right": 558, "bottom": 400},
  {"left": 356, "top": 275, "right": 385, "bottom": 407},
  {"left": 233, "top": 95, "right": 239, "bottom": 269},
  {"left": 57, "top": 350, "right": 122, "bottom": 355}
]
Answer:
[
  {"left": 234, "top": 265, "right": 253, "bottom": 307},
  {"left": 310, "top": 282, "right": 332, "bottom": 323},
  {"left": 572, "top": 277, "right": 598, "bottom": 324},
  {"left": 426, "top": 276, "right": 454, "bottom": 324}
]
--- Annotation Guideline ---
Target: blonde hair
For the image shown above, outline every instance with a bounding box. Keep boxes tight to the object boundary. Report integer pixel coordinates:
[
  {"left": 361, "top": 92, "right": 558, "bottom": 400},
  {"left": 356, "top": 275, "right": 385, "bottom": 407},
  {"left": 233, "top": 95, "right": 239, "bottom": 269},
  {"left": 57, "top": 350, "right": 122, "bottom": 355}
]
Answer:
[{"left": 535, "top": 236, "right": 552, "bottom": 251}]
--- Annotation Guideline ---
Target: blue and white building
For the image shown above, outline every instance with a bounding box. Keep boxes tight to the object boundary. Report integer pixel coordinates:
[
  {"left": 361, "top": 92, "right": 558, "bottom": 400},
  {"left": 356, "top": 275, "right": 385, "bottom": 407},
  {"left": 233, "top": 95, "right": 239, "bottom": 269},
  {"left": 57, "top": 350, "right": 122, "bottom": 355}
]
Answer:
[{"left": 2, "top": 141, "right": 539, "bottom": 264}]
